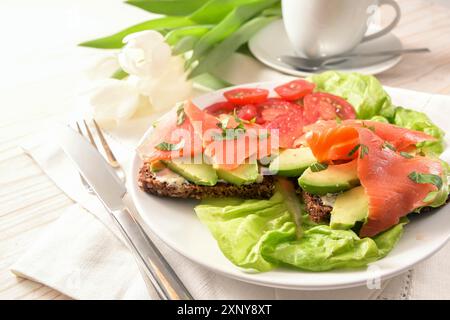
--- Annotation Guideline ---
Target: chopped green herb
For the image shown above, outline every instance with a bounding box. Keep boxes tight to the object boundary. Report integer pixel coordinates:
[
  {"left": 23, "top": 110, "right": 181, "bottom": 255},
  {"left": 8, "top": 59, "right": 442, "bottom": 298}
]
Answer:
[
  {"left": 212, "top": 128, "right": 246, "bottom": 141},
  {"left": 155, "top": 139, "right": 185, "bottom": 151},
  {"left": 213, "top": 114, "right": 248, "bottom": 141},
  {"left": 408, "top": 171, "right": 443, "bottom": 190},
  {"left": 227, "top": 109, "right": 246, "bottom": 131},
  {"left": 335, "top": 116, "right": 342, "bottom": 124},
  {"left": 211, "top": 132, "right": 224, "bottom": 141},
  {"left": 234, "top": 128, "right": 246, "bottom": 138},
  {"left": 382, "top": 141, "right": 396, "bottom": 151},
  {"left": 349, "top": 144, "right": 369, "bottom": 158},
  {"left": 400, "top": 151, "right": 414, "bottom": 159},
  {"left": 362, "top": 122, "right": 376, "bottom": 132},
  {"left": 310, "top": 162, "right": 328, "bottom": 172},
  {"left": 176, "top": 102, "right": 186, "bottom": 126},
  {"left": 360, "top": 144, "right": 369, "bottom": 159},
  {"left": 348, "top": 144, "right": 361, "bottom": 157},
  {"left": 233, "top": 108, "right": 252, "bottom": 126}
]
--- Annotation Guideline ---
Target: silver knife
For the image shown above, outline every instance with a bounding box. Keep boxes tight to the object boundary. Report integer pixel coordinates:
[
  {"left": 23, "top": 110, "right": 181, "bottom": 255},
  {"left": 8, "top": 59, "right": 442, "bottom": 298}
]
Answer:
[{"left": 58, "top": 125, "right": 193, "bottom": 300}]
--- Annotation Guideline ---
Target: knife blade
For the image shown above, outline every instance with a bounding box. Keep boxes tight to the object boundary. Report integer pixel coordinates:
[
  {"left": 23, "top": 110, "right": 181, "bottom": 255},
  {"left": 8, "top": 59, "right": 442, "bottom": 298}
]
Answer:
[
  {"left": 59, "top": 126, "right": 126, "bottom": 211},
  {"left": 57, "top": 125, "right": 193, "bottom": 300}
]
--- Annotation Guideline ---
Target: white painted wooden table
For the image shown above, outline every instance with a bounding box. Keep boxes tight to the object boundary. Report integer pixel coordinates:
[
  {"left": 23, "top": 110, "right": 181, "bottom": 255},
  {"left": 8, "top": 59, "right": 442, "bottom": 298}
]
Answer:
[{"left": 1, "top": 0, "right": 450, "bottom": 299}]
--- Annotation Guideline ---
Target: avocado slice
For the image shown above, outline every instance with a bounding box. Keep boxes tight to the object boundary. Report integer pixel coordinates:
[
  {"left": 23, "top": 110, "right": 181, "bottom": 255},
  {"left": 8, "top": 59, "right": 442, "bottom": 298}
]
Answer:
[
  {"left": 330, "top": 186, "right": 368, "bottom": 229},
  {"left": 298, "top": 160, "right": 359, "bottom": 195},
  {"left": 216, "top": 163, "right": 261, "bottom": 186},
  {"left": 163, "top": 159, "right": 218, "bottom": 186},
  {"left": 269, "top": 147, "right": 316, "bottom": 177}
]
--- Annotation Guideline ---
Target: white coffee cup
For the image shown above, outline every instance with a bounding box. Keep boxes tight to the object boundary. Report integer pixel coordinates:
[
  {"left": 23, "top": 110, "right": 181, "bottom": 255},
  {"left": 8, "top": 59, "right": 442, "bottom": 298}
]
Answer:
[{"left": 282, "top": 0, "right": 401, "bottom": 58}]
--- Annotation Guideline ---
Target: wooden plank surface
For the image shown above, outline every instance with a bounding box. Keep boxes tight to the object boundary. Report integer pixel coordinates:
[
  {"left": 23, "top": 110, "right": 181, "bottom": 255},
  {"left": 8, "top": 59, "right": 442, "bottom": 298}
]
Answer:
[{"left": 1, "top": 0, "right": 450, "bottom": 300}]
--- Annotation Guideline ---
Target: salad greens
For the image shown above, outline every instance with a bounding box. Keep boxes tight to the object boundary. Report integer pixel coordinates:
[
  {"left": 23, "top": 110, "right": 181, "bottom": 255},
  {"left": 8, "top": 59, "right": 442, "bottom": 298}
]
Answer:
[
  {"left": 394, "top": 107, "right": 445, "bottom": 155},
  {"left": 196, "top": 192, "right": 295, "bottom": 271},
  {"left": 195, "top": 187, "right": 406, "bottom": 272}
]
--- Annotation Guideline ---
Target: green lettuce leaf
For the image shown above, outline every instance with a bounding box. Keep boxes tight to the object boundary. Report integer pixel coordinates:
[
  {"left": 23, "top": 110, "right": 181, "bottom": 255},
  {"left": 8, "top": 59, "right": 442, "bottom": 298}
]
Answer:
[
  {"left": 195, "top": 192, "right": 296, "bottom": 271},
  {"left": 370, "top": 115, "right": 389, "bottom": 123},
  {"left": 263, "top": 221, "right": 406, "bottom": 271},
  {"left": 196, "top": 190, "right": 407, "bottom": 272},
  {"left": 309, "top": 71, "right": 395, "bottom": 120},
  {"left": 393, "top": 107, "right": 445, "bottom": 156}
]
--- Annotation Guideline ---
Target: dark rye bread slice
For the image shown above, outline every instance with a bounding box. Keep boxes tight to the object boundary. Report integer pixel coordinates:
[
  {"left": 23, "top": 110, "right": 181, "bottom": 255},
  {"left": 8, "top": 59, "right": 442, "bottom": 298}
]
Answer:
[
  {"left": 301, "top": 190, "right": 332, "bottom": 223},
  {"left": 138, "top": 163, "right": 275, "bottom": 200},
  {"left": 300, "top": 190, "right": 450, "bottom": 224}
]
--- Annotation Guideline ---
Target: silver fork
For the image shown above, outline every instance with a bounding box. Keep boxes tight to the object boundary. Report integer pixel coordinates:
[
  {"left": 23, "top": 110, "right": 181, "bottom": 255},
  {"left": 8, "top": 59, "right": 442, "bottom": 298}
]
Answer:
[{"left": 76, "top": 119, "right": 126, "bottom": 185}]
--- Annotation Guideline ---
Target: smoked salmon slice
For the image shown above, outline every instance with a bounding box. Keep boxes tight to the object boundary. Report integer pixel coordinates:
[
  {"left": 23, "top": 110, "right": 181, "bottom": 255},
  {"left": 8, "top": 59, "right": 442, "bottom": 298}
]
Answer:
[
  {"left": 204, "top": 127, "right": 273, "bottom": 170},
  {"left": 357, "top": 128, "right": 442, "bottom": 237},
  {"left": 304, "top": 120, "right": 436, "bottom": 163},
  {"left": 304, "top": 121, "right": 443, "bottom": 237},
  {"left": 185, "top": 101, "right": 270, "bottom": 169},
  {"left": 137, "top": 104, "right": 203, "bottom": 163},
  {"left": 139, "top": 101, "right": 275, "bottom": 169},
  {"left": 184, "top": 100, "right": 222, "bottom": 146}
]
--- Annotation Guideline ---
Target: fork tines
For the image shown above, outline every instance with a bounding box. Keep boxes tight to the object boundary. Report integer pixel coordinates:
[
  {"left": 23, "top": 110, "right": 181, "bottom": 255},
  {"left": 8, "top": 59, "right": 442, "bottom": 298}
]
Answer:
[{"left": 75, "top": 119, "right": 125, "bottom": 182}]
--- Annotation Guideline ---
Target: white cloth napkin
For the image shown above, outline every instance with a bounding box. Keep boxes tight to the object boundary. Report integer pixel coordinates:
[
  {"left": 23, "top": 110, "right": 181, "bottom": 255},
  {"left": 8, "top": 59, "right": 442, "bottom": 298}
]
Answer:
[{"left": 11, "top": 53, "right": 450, "bottom": 299}]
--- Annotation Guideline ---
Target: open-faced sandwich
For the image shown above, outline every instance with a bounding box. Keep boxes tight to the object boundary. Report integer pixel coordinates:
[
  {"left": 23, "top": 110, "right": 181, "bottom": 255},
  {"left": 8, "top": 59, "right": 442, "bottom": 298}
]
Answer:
[{"left": 137, "top": 71, "right": 449, "bottom": 272}]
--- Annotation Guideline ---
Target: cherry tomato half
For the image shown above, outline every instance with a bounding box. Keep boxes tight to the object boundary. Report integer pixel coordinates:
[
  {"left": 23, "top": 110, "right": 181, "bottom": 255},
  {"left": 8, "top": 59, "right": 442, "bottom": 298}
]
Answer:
[
  {"left": 265, "top": 108, "right": 305, "bottom": 149},
  {"left": 274, "top": 80, "right": 315, "bottom": 101},
  {"left": 237, "top": 104, "right": 258, "bottom": 121},
  {"left": 303, "top": 92, "right": 356, "bottom": 124},
  {"left": 224, "top": 88, "right": 269, "bottom": 105},
  {"left": 204, "top": 101, "right": 235, "bottom": 116},
  {"left": 258, "top": 98, "right": 302, "bottom": 123}
]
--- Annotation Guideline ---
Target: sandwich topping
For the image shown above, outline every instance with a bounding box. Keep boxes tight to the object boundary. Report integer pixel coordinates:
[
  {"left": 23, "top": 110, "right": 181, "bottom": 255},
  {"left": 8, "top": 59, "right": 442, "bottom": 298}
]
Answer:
[{"left": 304, "top": 120, "right": 443, "bottom": 237}]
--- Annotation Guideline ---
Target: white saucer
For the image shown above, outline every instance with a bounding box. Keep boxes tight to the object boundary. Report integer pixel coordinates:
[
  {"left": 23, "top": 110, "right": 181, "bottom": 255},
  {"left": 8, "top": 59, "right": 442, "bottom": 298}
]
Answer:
[{"left": 249, "top": 20, "right": 403, "bottom": 76}]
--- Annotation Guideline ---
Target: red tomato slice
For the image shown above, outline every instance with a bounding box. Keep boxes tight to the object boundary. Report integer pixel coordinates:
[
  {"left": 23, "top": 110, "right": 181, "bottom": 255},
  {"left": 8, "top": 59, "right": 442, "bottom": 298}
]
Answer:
[
  {"left": 265, "top": 108, "right": 305, "bottom": 149},
  {"left": 237, "top": 104, "right": 258, "bottom": 121},
  {"left": 274, "top": 80, "right": 315, "bottom": 101},
  {"left": 224, "top": 88, "right": 269, "bottom": 105},
  {"left": 204, "top": 101, "right": 235, "bottom": 116},
  {"left": 303, "top": 92, "right": 356, "bottom": 124},
  {"left": 258, "top": 98, "right": 301, "bottom": 123}
]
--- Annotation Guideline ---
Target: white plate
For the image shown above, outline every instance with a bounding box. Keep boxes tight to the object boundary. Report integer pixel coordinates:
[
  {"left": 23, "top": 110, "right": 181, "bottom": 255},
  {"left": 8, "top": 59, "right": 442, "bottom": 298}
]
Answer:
[
  {"left": 129, "top": 81, "right": 450, "bottom": 290},
  {"left": 248, "top": 20, "right": 403, "bottom": 77}
]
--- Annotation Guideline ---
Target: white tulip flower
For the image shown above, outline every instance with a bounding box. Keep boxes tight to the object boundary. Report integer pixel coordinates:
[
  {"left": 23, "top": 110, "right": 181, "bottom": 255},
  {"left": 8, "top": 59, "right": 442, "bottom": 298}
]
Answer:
[
  {"left": 89, "top": 79, "right": 142, "bottom": 123},
  {"left": 118, "top": 30, "right": 172, "bottom": 79},
  {"left": 85, "top": 53, "right": 120, "bottom": 80},
  {"left": 132, "top": 55, "right": 192, "bottom": 111},
  {"left": 89, "top": 30, "right": 192, "bottom": 123}
]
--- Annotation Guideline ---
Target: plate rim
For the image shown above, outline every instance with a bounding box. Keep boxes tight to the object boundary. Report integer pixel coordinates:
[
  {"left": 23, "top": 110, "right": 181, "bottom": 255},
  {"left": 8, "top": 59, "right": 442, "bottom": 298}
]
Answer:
[{"left": 128, "top": 80, "right": 450, "bottom": 290}]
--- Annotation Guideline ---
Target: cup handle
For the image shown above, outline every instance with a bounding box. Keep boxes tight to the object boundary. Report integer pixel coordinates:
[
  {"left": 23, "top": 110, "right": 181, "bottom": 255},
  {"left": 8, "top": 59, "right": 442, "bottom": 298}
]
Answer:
[{"left": 362, "top": 0, "right": 401, "bottom": 42}]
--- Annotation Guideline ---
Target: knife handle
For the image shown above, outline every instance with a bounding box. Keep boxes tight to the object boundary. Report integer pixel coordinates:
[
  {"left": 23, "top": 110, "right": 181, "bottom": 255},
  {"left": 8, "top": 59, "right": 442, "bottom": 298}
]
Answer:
[{"left": 110, "top": 207, "right": 193, "bottom": 300}]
